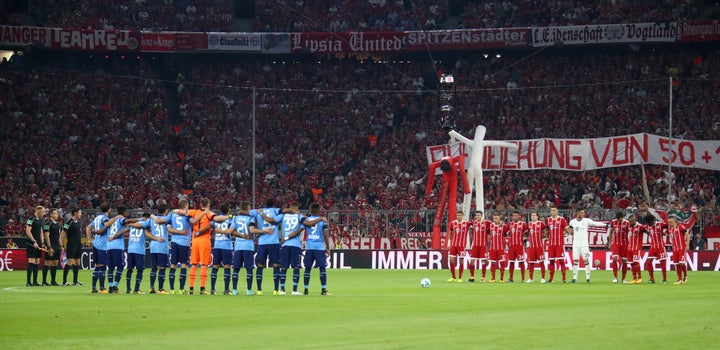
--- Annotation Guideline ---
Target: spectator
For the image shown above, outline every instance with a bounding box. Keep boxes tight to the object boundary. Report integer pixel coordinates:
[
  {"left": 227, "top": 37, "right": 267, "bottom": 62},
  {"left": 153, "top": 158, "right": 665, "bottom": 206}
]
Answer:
[
  {"left": 689, "top": 232, "right": 706, "bottom": 251},
  {"left": 6, "top": 237, "right": 18, "bottom": 248}
]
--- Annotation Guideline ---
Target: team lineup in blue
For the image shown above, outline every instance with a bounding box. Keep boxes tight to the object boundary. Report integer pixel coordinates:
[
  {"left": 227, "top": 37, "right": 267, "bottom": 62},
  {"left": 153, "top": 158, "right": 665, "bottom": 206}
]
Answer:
[{"left": 24, "top": 198, "right": 332, "bottom": 296}]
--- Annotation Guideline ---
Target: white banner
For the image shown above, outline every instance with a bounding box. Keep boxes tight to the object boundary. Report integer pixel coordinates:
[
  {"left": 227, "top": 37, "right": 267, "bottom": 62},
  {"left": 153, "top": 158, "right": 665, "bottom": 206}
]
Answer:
[
  {"left": 207, "top": 32, "right": 261, "bottom": 51},
  {"left": 426, "top": 133, "right": 720, "bottom": 171},
  {"left": 532, "top": 22, "right": 678, "bottom": 46}
]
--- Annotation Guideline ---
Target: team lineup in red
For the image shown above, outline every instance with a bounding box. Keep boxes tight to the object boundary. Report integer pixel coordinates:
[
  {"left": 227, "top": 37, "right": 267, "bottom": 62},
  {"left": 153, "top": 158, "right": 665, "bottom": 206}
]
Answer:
[{"left": 445, "top": 202, "right": 699, "bottom": 285}]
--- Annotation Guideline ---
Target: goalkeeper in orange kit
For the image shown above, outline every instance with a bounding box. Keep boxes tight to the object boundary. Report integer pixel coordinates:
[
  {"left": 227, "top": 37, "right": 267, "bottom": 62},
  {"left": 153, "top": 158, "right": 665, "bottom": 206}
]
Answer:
[{"left": 178, "top": 197, "right": 215, "bottom": 295}]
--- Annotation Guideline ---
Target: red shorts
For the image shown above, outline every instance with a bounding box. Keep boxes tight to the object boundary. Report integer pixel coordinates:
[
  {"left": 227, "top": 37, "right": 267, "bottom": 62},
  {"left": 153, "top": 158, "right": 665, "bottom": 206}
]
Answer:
[
  {"left": 547, "top": 245, "right": 565, "bottom": 260},
  {"left": 672, "top": 250, "right": 686, "bottom": 264},
  {"left": 507, "top": 245, "right": 525, "bottom": 261},
  {"left": 628, "top": 249, "right": 642, "bottom": 263},
  {"left": 488, "top": 249, "right": 505, "bottom": 262},
  {"left": 611, "top": 244, "right": 628, "bottom": 260},
  {"left": 647, "top": 247, "right": 667, "bottom": 260},
  {"left": 448, "top": 246, "right": 467, "bottom": 258},
  {"left": 526, "top": 247, "right": 545, "bottom": 263},
  {"left": 469, "top": 246, "right": 488, "bottom": 260}
]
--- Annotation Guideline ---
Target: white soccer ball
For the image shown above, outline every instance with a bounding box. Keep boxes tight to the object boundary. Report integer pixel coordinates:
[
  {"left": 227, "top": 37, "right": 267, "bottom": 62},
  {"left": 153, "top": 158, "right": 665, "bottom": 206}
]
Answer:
[{"left": 420, "top": 278, "right": 431, "bottom": 288}]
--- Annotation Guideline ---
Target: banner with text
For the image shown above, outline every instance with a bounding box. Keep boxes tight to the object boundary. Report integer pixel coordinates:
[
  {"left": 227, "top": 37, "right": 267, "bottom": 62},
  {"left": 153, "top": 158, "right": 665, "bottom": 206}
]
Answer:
[
  {"left": 679, "top": 20, "right": 720, "bottom": 42},
  {"left": 2, "top": 249, "right": 720, "bottom": 271},
  {"left": 532, "top": 22, "right": 678, "bottom": 47},
  {"left": 176, "top": 32, "right": 208, "bottom": 50},
  {"left": 207, "top": 32, "right": 262, "bottom": 52},
  {"left": 426, "top": 133, "right": 720, "bottom": 171},
  {"left": 328, "top": 250, "right": 720, "bottom": 270},
  {"left": 0, "top": 25, "right": 139, "bottom": 51},
  {"left": 140, "top": 32, "right": 176, "bottom": 52},
  {"left": 403, "top": 28, "right": 530, "bottom": 50},
  {"left": 289, "top": 28, "right": 530, "bottom": 54}
]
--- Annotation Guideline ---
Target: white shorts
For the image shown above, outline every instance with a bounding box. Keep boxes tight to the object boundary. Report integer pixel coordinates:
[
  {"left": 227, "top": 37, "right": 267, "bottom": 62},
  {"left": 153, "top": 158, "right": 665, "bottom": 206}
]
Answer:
[{"left": 572, "top": 246, "right": 591, "bottom": 262}]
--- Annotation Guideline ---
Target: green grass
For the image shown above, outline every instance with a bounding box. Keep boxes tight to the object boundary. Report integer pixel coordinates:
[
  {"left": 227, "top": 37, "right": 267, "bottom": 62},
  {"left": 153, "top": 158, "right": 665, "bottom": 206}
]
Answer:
[{"left": 1, "top": 268, "right": 717, "bottom": 349}]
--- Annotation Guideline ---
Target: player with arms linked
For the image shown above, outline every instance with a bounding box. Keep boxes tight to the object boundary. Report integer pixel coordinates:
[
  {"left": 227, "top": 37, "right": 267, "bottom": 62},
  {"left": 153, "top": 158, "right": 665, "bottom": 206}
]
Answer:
[
  {"left": 87, "top": 203, "right": 121, "bottom": 294},
  {"left": 265, "top": 203, "right": 328, "bottom": 295},
  {"left": 141, "top": 204, "right": 172, "bottom": 294},
  {"left": 302, "top": 203, "right": 331, "bottom": 295}
]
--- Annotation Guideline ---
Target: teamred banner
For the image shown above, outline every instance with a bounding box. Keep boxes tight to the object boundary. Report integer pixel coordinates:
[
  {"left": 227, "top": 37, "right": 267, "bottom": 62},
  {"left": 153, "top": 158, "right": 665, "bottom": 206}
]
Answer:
[
  {"left": 51, "top": 28, "right": 139, "bottom": 51},
  {"left": 0, "top": 25, "right": 140, "bottom": 51},
  {"left": 680, "top": 20, "right": 720, "bottom": 42},
  {"left": 140, "top": 32, "right": 176, "bottom": 51},
  {"left": 176, "top": 32, "right": 208, "bottom": 50}
]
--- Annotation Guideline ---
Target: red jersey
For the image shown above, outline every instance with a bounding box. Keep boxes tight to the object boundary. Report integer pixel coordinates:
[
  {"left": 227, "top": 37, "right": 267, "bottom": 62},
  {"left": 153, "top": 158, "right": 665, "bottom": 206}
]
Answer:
[
  {"left": 471, "top": 220, "right": 490, "bottom": 247},
  {"left": 545, "top": 216, "right": 568, "bottom": 246},
  {"left": 508, "top": 220, "right": 528, "bottom": 246},
  {"left": 627, "top": 223, "right": 645, "bottom": 252},
  {"left": 668, "top": 216, "right": 696, "bottom": 252},
  {"left": 448, "top": 220, "right": 471, "bottom": 248},
  {"left": 527, "top": 221, "right": 546, "bottom": 248},
  {"left": 488, "top": 222, "right": 509, "bottom": 251},
  {"left": 610, "top": 219, "right": 629, "bottom": 246},
  {"left": 646, "top": 222, "right": 667, "bottom": 251}
]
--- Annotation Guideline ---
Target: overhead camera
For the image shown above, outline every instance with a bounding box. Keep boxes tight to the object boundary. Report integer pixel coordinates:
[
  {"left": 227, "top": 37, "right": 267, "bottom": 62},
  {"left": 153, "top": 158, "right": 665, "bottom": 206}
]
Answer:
[
  {"left": 440, "top": 105, "right": 455, "bottom": 131},
  {"left": 438, "top": 74, "right": 456, "bottom": 131}
]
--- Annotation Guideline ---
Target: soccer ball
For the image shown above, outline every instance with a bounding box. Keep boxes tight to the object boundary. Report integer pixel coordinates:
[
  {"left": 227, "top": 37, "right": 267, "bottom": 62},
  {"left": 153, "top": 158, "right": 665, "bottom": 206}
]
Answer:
[
  {"left": 593, "top": 259, "right": 601, "bottom": 267},
  {"left": 420, "top": 278, "right": 431, "bottom": 288}
]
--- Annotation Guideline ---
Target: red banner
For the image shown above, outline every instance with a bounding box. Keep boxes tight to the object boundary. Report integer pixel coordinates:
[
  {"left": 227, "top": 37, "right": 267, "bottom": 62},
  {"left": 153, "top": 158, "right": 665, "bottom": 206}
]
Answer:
[
  {"left": 680, "top": 20, "right": 720, "bottom": 42},
  {"left": 290, "top": 32, "right": 404, "bottom": 54},
  {"left": 0, "top": 249, "right": 27, "bottom": 271},
  {"left": 176, "top": 33, "right": 207, "bottom": 50},
  {"left": 0, "top": 25, "right": 52, "bottom": 46},
  {"left": 140, "top": 32, "right": 176, "bottom": 51}
]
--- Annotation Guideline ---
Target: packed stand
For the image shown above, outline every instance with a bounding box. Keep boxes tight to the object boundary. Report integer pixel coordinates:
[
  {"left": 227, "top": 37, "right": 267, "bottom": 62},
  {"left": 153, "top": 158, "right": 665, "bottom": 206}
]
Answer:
[
  {"left": 27, "top": 0, "right": 233, "bottom": 32},
  {"left": 1, "top": 46, "right": 719, "bottom": 237},
  {"left": 8, "top": 0, "right": 708, "bottom": 33},
  {"left": 254, "top": 0, "right": 447, "bottom": 32},
  {"left": 460, "top": 0, "right": 704, "bottom": 29}
]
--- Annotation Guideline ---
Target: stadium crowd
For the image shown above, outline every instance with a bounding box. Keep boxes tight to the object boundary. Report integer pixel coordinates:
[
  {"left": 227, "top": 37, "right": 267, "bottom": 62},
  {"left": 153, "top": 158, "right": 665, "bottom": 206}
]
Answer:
[
  {"left": 0, "top": 0, "right": 711, "bottom": 32},
  {"left": 7, "top": 0, "right": 234, "bottom": 32},
  {"left": 1, "top": 44, "right": 719, "bottom": 237}
]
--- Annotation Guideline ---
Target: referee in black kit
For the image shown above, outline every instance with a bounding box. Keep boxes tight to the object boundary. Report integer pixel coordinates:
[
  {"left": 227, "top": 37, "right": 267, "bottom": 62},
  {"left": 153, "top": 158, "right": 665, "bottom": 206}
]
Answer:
[
  {"left": 25, "top": 205, "right": 46, "bottom": 287},
  {"left": 61, "top": 208, "right": 84, "bottom": 286}
]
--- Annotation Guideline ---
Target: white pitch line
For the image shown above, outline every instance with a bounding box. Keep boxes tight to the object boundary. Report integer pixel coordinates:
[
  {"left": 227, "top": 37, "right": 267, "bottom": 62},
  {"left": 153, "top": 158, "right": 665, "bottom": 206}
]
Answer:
[{"left": 3, "top": 287, "right": 73, "bottom": 294}]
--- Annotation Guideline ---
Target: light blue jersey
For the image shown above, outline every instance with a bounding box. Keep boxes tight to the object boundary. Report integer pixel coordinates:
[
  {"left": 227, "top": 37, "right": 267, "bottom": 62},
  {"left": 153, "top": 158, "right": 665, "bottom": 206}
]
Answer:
[
  {"left": 141, "top": 215, "right": 170, "bottom": 254},
  {"left": 212, "top": 219, "right": 233, "bottom": 250},
  {"left": 91, "top": 214, "right": 110, "bottom": 250},
  {"left": 256, "top": 208, "right": 280, "bottom": 245},
  {"left": 167, "top": 212, "right": 191, "bottom": 247},
  {"left": 106, "top": 217, "right": 128, "bottom": 250},
  {"left": 304, "top": 216, "right": 328, "bottom": 251},
  {"left": 128, "top": 227, "right": 147, "bottom": 255},
  {"left": 278, "top": 213, "right": 305, "bottom": 248},
  {"left": 232, "top": 214, "right": 256, "bottom": 252}
]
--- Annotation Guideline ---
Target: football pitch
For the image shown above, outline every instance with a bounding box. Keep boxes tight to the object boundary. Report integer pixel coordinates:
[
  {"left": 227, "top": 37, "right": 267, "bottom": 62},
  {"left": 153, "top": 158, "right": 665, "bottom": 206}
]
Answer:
[{"left": 1, "top": 269, "right": 717, "bottom": 349}]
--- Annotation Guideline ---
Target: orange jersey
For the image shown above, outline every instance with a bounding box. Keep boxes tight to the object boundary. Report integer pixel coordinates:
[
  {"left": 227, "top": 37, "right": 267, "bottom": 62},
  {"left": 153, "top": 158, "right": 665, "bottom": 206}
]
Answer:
[{"left": 188, "top": 209, "right": 215, "bottom": 243}]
